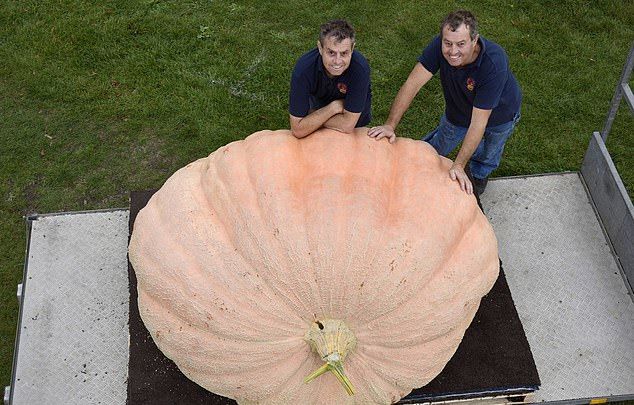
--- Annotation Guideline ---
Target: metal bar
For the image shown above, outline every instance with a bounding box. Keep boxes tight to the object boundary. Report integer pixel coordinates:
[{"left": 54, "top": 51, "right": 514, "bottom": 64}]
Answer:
[
  {"left": 486, "top": 171, "right": 577, "bottom": 181},
  {"left": 622, "top": 82, "right": 634, "bottom": 114},
  {"left": 600, "top": 42, "right": 634, "bottom": 141},
  {"left": 7, "top": 218, "right": 35, "bottom": 405},
  {"left": 26, "top": 207, "right": 128, "bottom": 220},
  {"left": 541, "top": 394, "right": 634, "bottom": 405}
]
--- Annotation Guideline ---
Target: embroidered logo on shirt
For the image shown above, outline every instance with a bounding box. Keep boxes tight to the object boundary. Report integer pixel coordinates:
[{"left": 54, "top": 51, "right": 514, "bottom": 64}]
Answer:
[
  {"left": 337, "top": 82, "right": 348, "bottom": 94},
  {"left": 466, "top": 77, "right": 475, "bottom": 91}
]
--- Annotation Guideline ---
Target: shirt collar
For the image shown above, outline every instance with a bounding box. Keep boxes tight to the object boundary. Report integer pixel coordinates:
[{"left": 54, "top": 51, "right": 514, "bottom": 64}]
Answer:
[
  {"left": 317, "top": 51, "right": 325, "bottom": 74},
  {"left": 472, "top": 36, "right": 485, "bottom": 67}
]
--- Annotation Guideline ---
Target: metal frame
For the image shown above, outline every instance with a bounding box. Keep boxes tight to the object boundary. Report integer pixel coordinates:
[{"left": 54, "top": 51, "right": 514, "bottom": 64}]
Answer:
[
  {"left": 581, "top": 42, "right": 634, "bottom": 296},
  {"left": 4, "top": 208, "right": 128, "bottom": 405},
  {"left": 600, "top": 42, "right": 634, "bottom": 141},
  {"left": 5, "top": 218, "right": 34, "bottom": 405},
  {"left": 539, "top": 394, "right": 634, "bottom": 405}
]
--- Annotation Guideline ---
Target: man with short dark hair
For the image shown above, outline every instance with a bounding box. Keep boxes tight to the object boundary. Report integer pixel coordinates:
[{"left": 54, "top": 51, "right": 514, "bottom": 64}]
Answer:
[
  {"left": 368, "top": 10, "right": 521, "bottom": 195},
  {"left": 289, "top": 19, "right": 372, "bottom": 138}
]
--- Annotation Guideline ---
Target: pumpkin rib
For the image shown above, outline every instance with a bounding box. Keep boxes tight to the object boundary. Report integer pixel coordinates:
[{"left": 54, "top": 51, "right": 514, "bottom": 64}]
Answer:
[
  {"left": 197, "top": 156, "right": 314, "bottom": 325},
  {"left": 335, "top": 132, "right": 398, "bottom": 317},
  {"left": 356, "top": 293, "right": 480, "bottom": 347},
  {"left": 203, "top": 140, "right": 316, "bottom": 320},
  {"left": 141, "top": 291, "right": 322, "bottom": 402},
  {"left": 353, "top": 204, "right": 491, "bottom": 329},
  {"left": 339, "top": 132, "right": 400, "bottom": 316},
  {"left": 297, "top": 136, "right": 341, "bottom": 318},
  {"left": 131, "top": 211, "right": 302, "bottom": 334},
  {"left": 346, "top": 152, "right": 460, "bottom": 324},
  {"left": 139, "top": 289, "right": 306, "bottom": 367},
  {"left": 357, "top": 243, "right": 495, "bottom": 345},
  {"left": 287, "top": 133, "right": 331, "bottom": 319},
  {"left": 346, "top": 354, "right": 408, "bottom": 404},
  {"left": 351, "top": 235, "right": 430, "bottom": 324},
  {"left": 355, "top": 310, "right": 473, "bottom": 372},
  {"left": 242, "top": 134, "right": 324, "bottom": 317},
  {"left": 133, "top": 201, "right": 304, "bottom": 338},
  {"left": 420, "top": 214, "right": 498, "bottom": 301},
  {"left": 357, "top": 293, "right": 483, "bottom": 347},
  {"left": 136, "top": 255, "right": 299, "bottom": 342},
  {"left": 240, "top": 350, "right": 323, "bottom": 405},
  {"left": 180, "top": 336, "right": 321, "bottom": 403},
  {"left": 306, "top": 131, "right": 407, "bottom": 319},
  {"left": 262, "top": 133, "right": 332, "bottom": 317},
  {"left": 351, "top": 314, "right": 473, "bottom": 390},
  {"left": 348, "top": 234, "right": 447, "bottom": 326},
  {"left": 299, "top": 132, "right": 400, "bottom": 320},
  {"left": 297, "top": 135, "right": 339, "bottom": 317}
]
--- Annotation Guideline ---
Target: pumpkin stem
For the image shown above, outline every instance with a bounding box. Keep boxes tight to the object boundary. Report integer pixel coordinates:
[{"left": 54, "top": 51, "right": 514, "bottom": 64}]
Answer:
[{"left": 304, "top": 319, "right": 356, "bottom": 396}]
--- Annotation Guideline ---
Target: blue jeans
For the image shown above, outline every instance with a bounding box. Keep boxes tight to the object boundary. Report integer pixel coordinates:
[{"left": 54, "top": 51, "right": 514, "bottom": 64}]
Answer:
[{"left": 422, "top": 113, "right": 520, "bottom": 180}]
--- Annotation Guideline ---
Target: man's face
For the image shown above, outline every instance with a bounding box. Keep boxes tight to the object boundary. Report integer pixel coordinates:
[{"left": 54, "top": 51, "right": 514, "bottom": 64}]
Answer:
[
  {"left": 317, "top": 35, "right": 354, "bottom": 77},
  {"left": 441, "top": 24, "right": 479, "bottom": 67}
]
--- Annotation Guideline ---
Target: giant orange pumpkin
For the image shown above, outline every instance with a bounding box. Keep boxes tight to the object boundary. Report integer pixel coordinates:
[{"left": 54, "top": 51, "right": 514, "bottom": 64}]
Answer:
[{"left": 128, "top": 128, "right": 499, "bottom": 404}]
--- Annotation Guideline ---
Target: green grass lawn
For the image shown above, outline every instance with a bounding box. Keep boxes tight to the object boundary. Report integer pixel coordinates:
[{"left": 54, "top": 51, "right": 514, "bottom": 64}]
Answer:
[{"left": 1, "top": 0, "right": 633, "bottom": 390}]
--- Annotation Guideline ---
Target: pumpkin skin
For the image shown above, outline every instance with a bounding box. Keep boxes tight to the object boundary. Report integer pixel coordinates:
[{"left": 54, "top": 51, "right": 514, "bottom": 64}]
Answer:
[{"left": 128, "top": 128, "right": 499, "bottom": 404}]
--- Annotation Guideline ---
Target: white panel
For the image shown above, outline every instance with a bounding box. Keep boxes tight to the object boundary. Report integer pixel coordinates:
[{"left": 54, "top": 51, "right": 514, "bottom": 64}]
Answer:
[
  {"left": 481, "top": 173, "right": 634, "bottom": 401},
  {"left": 11, "top": 211, "right": 129, "bottom": 405}
]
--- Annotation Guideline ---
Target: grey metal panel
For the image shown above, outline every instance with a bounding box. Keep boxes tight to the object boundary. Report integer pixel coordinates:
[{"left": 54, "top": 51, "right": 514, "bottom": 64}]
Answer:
[
  {"left": 614, "top": 212, "right": 634, "bottom": 291},
  {"left": 480, "top": 173, "right": 634, "bottom": 402},
  {"left": 10, "top": 211, "right": 130, "bottom": 405},
  {"left": 581, "top": 132, "right": 634, "bottom": 292}
]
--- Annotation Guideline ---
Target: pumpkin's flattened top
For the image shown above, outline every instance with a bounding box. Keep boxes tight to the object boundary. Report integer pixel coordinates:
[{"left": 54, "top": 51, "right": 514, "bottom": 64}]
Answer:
[{"left": 128, "top": 128, "right": 499, "bottom": 405}]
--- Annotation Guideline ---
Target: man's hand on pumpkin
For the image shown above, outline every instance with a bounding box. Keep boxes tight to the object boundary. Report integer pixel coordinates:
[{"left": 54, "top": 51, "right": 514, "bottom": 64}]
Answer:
[
  {"left": 449, "top": 163, "right": 473, "bottom": 195},
  {"left": 367, "top": 125, "right": 396, "bottom": 144}
]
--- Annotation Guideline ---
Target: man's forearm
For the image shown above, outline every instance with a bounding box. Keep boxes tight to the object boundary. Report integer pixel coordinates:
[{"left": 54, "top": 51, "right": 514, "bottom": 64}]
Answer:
[
  {"left": 323, "top": 112, "right": 358, "bottom": 134},
  {"left": 385, "top": 82, "right": 419, "bottom": 129},
  {"left": 386, "top": 63, "right": 433, "bottom": 128},
  {"left": 291, "top": 103, "right": 340, "bottom": 138},
  {"left": 455, "top": 107, "right": 491, "bottom": 168},
  {"left": 454, "top": 127, "right": 485, "bottom": 168},
  {"left": 323, "top": 113, "right": 347, "bottom": 133}
]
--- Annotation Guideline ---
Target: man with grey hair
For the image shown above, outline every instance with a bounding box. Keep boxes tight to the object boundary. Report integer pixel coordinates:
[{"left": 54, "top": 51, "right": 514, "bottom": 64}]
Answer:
[
  {"left": 289, "top": 19, "right": 372, "bottom": 138},
  {"left": 369, "top": 10, "right": 521, "bottom": 195}
]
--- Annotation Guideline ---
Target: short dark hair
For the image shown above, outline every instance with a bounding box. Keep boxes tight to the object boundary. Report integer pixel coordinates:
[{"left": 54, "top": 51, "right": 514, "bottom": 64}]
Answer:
[
  {"left": 440, "top": 10, "right": 478, "bottom": 40},
  {"left": 319, "top": 19, "right": 356, "bottom": 45}
]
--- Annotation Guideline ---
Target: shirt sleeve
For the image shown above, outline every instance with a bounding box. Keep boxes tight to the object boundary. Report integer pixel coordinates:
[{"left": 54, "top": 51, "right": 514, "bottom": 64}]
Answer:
[
  {"left": 343, "top": 60, "right": 370, "bottom": 114},
  {"left": 417, "top": 35, "right": 442, "bottom": 74},
  {"left": 289, "top": 68, "right": 310, "bottom": 117},
  {"left": 473, "top": 64, "right": 507, "bottom": 110}
]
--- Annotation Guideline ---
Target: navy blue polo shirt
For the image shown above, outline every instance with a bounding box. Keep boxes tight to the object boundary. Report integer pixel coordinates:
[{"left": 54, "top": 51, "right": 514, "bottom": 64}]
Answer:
[
  {"left": 289, "top": 48, "right": 372, "bottom": 127},
  {"left": 418, "top": 35, "right": 521, "bottom": 128}
]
